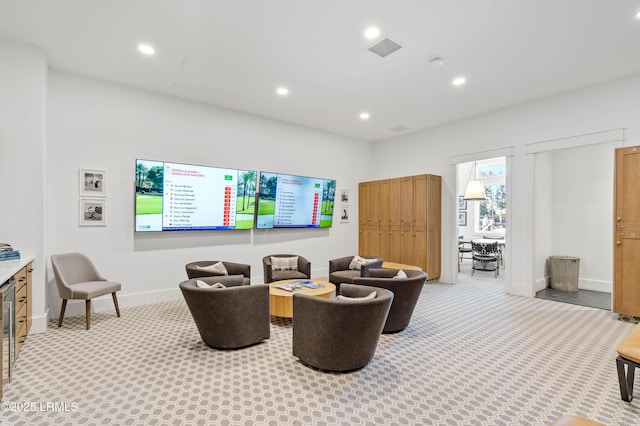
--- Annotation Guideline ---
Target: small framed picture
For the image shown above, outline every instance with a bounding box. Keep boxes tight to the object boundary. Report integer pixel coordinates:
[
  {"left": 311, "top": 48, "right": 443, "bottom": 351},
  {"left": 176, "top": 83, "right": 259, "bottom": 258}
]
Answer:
[
  {"left": 340, "top": 189, "right": 349, "bottom": 204},
  {"left": 457, "top": 211, "right": 467, "bottom": 226},
  {"left": 79, "top": 169, "right": 107, "bottom": 197},
  {"left": 79, "top": 198, "right": 107, "bottom": 226},
  {"left": 458, "top": 196, "right": 467, "bottom": 211},
  {"left": 340, "top": 206, "right": 350, "bottom": 223}
]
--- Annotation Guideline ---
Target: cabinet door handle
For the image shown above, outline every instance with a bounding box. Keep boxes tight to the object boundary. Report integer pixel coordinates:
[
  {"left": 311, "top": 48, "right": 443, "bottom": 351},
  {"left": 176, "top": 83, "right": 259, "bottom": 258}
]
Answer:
[
  {"left": 19, "top": 297, "right": 27, "bottom": 303},
  {"left": 617, "top": 241, "right": 621, "bottom": 245}
]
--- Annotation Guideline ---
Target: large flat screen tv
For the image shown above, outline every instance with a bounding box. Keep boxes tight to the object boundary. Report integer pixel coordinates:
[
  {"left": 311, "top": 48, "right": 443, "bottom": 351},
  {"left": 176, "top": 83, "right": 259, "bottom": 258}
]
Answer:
[
  {"left": 135, "top": 159, "right": 257, "bottom": 231},
  {"left": 256, "top": 171, "right": 336, "bottom": 228}
]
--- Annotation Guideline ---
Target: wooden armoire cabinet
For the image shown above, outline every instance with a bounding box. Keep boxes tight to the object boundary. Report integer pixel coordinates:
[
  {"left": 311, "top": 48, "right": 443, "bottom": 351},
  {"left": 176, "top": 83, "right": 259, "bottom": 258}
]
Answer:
[
  {"left": 359, "top": 174, "right": 441, "bottom": 280},
  {"left": 614, "top": 146, "right": 640, "bottom": 317}
]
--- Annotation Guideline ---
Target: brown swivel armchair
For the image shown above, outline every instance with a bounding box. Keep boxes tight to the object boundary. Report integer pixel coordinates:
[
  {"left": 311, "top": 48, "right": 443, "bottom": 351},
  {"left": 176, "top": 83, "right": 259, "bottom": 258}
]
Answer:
[
  {"left": 263, "top": 254, "right": 311, "bottom": 283},
  {"left": 328, "top": 255, "right": 384, "bottom": 292},
  {"left": 179, "top": 276, "right": 270, "bottom": 349},
  {"left": 185, "top": 260, "right": 251, "bottom": 285},
  {"left": 352, "top": 268, "right": 427, "bottom": 333},
  {"left": 292, "top": 284, "right": 393, "bottom": 372},
  {"left": 50, "top": 252, "right": 121, "bottom": 330}
]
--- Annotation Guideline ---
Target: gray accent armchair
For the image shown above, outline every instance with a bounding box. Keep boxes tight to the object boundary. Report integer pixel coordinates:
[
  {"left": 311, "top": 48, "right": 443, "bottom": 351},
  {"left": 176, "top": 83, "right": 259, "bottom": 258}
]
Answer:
[
  {"left": 51, "top": 252, "right": 121, "bottom": 330},
  {"left": 292, "top": 284, "right": 393, "bottom": 372},
  {"left": 328, "top": 255, "right": 384, "bottom": 292},
  {"left": 262, "top": 254, "right": 311, "bottom": 283},
  {"left": 179, "top": 276, "right": 270, "bottom": 349},
  {"left": 352, "top": 268, "right": 427, "bottom": 333},
  {"left": 185, "top": 260, "right": 251, "bottom": 285}
]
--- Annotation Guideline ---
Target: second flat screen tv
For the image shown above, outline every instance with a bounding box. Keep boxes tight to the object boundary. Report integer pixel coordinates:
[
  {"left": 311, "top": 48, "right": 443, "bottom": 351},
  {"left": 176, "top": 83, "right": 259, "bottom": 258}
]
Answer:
[
  {"left": 135, "top": 159, "right": 257, "bottom": 231},
  {"left": 257, "top": 171, "right": 336, "bottom": 228}
]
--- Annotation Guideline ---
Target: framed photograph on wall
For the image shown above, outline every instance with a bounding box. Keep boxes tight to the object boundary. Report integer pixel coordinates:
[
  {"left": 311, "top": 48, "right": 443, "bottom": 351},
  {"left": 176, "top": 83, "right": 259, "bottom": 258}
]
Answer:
[
  {"left": 79, "top": 198, "right": 107, "bottom": 226},
  {"left": 457, "top": 211, "right": 467, "bottom": 226},
  {"left": 79, "top": 168, "right": 107, "bottom": 197},
  {"left": 340, "top": 189, "right": 349, "bottom": 204},
  {"left": 458, "top": 195, "right": 467, "bottom": 211},
  {"left": 340, "top": 206, "right": 350, "bottom": 223}
]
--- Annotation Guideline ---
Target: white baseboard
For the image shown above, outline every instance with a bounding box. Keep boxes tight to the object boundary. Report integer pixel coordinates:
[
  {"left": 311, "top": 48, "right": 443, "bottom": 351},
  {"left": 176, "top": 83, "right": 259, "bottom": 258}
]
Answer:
[
  {"left": 438, "top": 271, "right": 454, "bottom": 284},
  {"left": 29, "top": 308, "right": 49, "bottom": 334},
  {"left": 578, "top": 278, "right": 612, "bottom": 293},
  {"left": 533, "top": 276, "right": 611, "bottom": 294},
  {"left": 534, "top": 277, "right": 547, "bottom": 293},
  {"left": 41, "top": 287, "right": 182, "bottom": 333},
  {"left": 507, "top": 280, "right": 534, "bottom": 297}
]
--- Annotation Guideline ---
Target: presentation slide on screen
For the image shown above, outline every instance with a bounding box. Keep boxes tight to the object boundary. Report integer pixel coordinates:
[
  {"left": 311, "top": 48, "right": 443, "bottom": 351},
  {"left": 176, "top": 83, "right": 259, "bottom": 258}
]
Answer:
[
  {"left": 256, "top": 171, "right": 335, "bottom": 229},
  {"left": 273, "top": 174, "right": 322, "bottom": 227},
  {"left": 162, "top": 163, "right": 237, "bottom": 230},
  {"left": 135, "top": 160, "right": 249, "bottom": 231}
]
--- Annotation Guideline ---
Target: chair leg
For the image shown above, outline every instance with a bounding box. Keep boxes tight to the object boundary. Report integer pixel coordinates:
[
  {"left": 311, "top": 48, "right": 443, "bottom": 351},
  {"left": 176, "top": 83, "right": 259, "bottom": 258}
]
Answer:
[
  {"left": 86, "top": 300, "right": 91, "bottom": 330},
  {"left": 112, "top": 292, "right": 121, "bottom": 317},
  {"left": 617, "top": 355, "right": 636, "bottom": 402},
  {"left": 58, "top": 299, "right": 67, "bottom": 327}
]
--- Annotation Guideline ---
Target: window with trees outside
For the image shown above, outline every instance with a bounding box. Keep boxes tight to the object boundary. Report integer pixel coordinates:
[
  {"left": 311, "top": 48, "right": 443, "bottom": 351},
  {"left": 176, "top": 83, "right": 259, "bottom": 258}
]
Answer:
[{"left": 477, "top": 161, "right": 506, "bottom": 233}]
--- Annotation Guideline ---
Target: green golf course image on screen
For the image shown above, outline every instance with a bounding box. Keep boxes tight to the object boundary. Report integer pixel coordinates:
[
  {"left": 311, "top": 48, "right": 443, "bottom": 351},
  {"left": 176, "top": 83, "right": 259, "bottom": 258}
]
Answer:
[
  {"left": 135, "top": 159, "right": 257, "bottom": 231},
  {"left": 256, "top": 171, "right": 335, "bottom": 229}
]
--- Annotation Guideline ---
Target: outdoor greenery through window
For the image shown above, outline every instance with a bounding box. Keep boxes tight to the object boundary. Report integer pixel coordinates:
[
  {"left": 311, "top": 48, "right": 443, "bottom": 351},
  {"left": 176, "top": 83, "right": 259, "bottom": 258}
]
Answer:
[{"left": 478, "top": 162, "right": 506, "bottom": 232}]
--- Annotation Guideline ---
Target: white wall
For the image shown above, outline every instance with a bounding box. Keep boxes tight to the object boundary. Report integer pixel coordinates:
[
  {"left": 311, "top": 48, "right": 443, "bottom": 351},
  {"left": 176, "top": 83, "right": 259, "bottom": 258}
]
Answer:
[
  {"left": 456, "top": 162, "right": 474, "bottom": 238},
  {"left": 533, "top": 152, "right": 553, "bottom": 291},
  {"left": 550, "top": 143, "right": 614, "bottom": 292},
  {"left": 0, "top": 41, "right": 47, "bottom": 332},
  {"left": 45, "top": 70, "right": 372, "bottom": 319},
  {"left": 371, "top": 73, "right": 640, "bottom": 296}
]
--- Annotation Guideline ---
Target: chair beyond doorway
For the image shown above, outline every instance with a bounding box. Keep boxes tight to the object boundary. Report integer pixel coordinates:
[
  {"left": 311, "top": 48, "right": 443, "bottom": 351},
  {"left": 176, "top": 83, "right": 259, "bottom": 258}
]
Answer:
[
  {"left": 471, "top": 241, "right": 500, "bottom": 278},
  {"left": 458, "top": 237, "right": 473, "bottom": 272}
]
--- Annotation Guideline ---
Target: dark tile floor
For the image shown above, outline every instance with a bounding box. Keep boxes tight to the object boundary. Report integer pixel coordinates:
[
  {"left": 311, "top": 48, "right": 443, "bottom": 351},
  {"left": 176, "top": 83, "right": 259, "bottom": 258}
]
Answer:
[{"left": 535, "top": 287, "right": 611, "bottom": 311}]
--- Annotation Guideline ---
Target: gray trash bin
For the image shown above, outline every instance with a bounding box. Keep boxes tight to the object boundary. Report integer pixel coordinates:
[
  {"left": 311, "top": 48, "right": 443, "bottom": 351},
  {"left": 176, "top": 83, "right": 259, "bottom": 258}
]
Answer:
[{"left": 549, "top": 256, "right": 580, "bottom": 292}]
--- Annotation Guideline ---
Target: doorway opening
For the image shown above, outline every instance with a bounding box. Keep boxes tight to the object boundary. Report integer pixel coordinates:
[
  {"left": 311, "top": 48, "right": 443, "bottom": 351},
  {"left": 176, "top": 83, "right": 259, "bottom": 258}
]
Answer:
[
  {"left": 531, "top": 142, "right": 615, "bottom": 311},
  {"left": 457, "top": 157, "right": 507, "bottom": 279}
]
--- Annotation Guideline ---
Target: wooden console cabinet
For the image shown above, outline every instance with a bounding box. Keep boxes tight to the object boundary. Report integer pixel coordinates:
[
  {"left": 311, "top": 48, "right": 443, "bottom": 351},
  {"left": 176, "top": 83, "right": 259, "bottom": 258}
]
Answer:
[
  {"left": 359, "top": 174, "right": 441, "bottom": 280},
  {"left": 15, "top": 262, "right": 33, "bottom": 356},
  {"left": 1, "top": 258, "right": 33, "bottom": 398}
]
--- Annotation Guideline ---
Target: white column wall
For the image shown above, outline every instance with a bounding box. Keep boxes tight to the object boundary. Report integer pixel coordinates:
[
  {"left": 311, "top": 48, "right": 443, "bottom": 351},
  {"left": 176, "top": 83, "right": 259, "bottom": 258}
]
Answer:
[
  {"left": 533, "top": 152, "right": 553, "bottom": 291},
  {"left": 0, "top": 41, "right": 47, "bottom": 332}
]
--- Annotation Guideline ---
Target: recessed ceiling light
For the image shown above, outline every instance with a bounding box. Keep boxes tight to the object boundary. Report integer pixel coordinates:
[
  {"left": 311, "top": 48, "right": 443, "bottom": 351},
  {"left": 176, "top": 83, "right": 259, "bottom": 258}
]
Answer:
[
  {"left": 636, "top": 11, "right": 640, "bottom": 19},
  {"left": 276, "top": 87, "right": 289, "bottom": 96},
  {"left": 138, "top": 44, "right": 155, "bottom": 55},
  {"left": 360, "top": 112, "right": 370, "bottom": 120},
  {"left": 452, "top": 76, "right": 467, "bottom": 86},
  {"left": 364, "top": 27, "right": 380, "bottom": 39}
]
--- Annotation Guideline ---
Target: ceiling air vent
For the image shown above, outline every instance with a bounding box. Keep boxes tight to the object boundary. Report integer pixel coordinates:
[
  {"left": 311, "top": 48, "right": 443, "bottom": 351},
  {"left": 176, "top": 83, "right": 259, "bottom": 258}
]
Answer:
[{"left": 368, "top": 37, "right": 403, "bottom": 58}]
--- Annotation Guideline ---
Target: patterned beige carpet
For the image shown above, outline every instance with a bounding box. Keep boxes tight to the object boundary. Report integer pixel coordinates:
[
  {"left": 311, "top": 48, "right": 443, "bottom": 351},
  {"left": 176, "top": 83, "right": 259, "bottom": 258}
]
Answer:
[{"left": 3, "top": 265, "right": 638, "bottom": 425}]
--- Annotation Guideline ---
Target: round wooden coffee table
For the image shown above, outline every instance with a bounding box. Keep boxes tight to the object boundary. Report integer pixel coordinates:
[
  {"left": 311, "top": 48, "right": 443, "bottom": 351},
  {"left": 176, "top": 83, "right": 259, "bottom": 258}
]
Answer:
[{"left": 269, "top": 279, "right": 336, "bottom": 318}]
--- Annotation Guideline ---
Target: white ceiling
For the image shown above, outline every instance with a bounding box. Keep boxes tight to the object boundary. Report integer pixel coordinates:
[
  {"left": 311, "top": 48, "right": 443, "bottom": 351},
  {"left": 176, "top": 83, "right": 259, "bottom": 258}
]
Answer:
[{"left": 2, "top": 0, "right": 640, "bottom": 142}]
